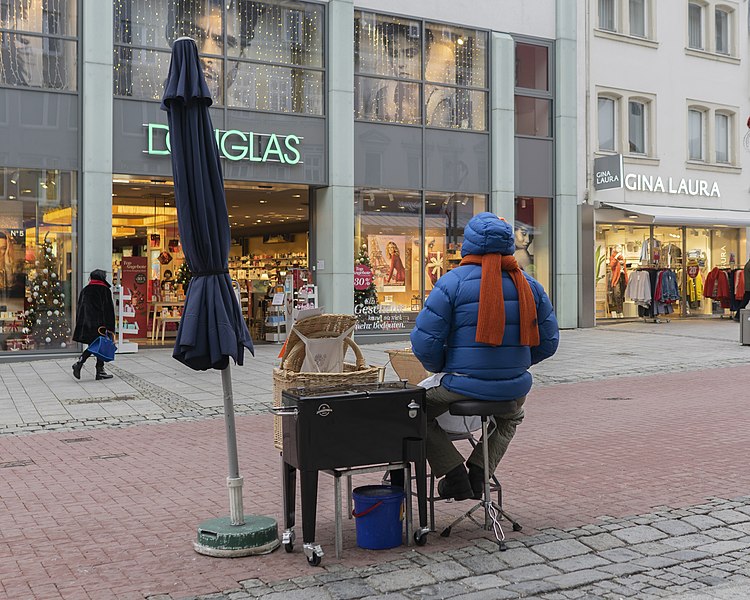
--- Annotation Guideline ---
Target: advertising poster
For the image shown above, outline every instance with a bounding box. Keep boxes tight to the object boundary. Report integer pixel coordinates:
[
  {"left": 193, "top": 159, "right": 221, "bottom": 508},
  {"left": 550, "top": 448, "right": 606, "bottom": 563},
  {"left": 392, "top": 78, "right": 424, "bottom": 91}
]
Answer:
[
  {"left": 367, "top": 234, "right": 407, "bottom": 292},
  {"left": 0, "top": 202, "right": 26, "bottom": 308},
  {"left": 412, "top": 236, "right": 445, "bottom": 292},
  {"left": 120, "top": 257, "right": 149, "bottom": 336}
]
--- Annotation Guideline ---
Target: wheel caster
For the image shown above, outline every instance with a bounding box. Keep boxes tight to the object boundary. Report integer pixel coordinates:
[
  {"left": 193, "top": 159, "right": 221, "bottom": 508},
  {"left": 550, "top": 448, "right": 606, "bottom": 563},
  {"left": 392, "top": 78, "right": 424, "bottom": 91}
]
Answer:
[
  {"left": 414, "top": 530, "right": 428, "bottom": 546},
  {"left": 499, "top": 541, "right": 507, "bottom": 552},
  {"left": 282, "top": 529, "right": 295, "bottom": 553},
  {"left": 440, "top": 526, "right": 452, "bottom": 538},
  {"left": 307, "top": 552, "right": 322, "bottom": 566},
  {"left": 284, "top": 542, "right": 294, "bottom": 553},
  {"left": 512, "top": 522, "right": 522, "bottom": 532}
]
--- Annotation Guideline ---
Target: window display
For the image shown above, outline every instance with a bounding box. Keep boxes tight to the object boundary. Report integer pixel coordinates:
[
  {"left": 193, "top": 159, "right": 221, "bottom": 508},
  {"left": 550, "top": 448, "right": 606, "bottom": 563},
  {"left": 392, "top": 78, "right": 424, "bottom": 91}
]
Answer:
[
  {"left": 113, "top": 0, "right": 324, "bottom": 113},
  {"left": 0, "top": 0, "right": 77, "bottom": 90},
  {"left": 354, "top": 189, "right": 486, "bottom": 333},
  {"left": 595, "top": 222, "right": 743, "bottom": 321},
  {"left": 354, "top": 11, "right": 488, "bottom": 130},
  {"left": 514, "top": 197, "right": 551, "bottom": 292},
  {"left": 0, "top": 167, "right": 76, "bottom": 353}
]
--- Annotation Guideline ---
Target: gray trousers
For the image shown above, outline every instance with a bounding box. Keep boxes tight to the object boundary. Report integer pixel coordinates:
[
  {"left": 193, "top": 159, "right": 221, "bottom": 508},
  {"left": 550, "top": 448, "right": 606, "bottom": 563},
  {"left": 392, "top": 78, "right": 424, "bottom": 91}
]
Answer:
[{"left": 425, "top": 385, "right": 526, "bottom": 478}]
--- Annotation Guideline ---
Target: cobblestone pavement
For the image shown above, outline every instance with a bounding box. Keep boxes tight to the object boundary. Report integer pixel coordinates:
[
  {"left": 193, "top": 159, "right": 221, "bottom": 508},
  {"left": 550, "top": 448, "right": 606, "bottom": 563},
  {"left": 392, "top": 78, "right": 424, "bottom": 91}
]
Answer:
[
  {"left": 2, "top": 319, "right": 750, "bottom": 599},
  {"left": 178, "top": 496, "right": 750, "bottom": 600},
  {"left": 1, "top": 318, "right": 747, "bottom": 435}
]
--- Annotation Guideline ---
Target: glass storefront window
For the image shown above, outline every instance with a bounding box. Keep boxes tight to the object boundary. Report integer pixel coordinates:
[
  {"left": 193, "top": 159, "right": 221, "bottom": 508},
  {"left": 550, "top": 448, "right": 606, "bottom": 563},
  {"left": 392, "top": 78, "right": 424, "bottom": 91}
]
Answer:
[
  {"left": 113, "top": 0, "right": 325, "bottom": 115},
  {"left": 353, "top": 189, "right": 487, "bottom": 333},
  {"left": 1, "top": 0, "right": 78, "bottom": 91},
  {"left": 0, "top": 167, "right": 77, "bottom": 353},
  {"left": 514, "top": 197, "right": 551, "bottom": 292},
  {"left": 355, "top": 76, "right": 421, "bottom": 124},
  {"left": 354, "top": 12, "right": 488, "bottom": 131},
  {"left": 515, "top": 42, "right": 548, "bottom": 91},
  {"left": 515, "top": 96, "right": 551, "bottom": 137}
]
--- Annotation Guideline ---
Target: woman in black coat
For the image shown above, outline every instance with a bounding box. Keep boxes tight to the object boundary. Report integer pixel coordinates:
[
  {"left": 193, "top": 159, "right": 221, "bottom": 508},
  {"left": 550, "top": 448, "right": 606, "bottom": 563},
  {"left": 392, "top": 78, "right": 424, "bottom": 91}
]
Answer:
[{"left": 72, "top": 269, "right": 116, "bottom": 380}]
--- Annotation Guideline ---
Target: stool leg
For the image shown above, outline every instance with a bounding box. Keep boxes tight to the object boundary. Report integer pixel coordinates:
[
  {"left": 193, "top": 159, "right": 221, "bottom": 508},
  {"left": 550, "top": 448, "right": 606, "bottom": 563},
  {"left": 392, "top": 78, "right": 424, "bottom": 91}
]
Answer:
[{"left": 482, "top": 416, "right": 491, "bottom": 529}]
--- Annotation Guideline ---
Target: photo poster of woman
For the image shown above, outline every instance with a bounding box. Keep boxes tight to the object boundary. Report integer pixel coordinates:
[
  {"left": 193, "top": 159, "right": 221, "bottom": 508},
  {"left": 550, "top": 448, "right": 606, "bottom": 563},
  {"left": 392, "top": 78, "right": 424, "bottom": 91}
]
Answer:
[
  {"left": 412, "top": 235, "right": 446, "bottom": 292},
  {"left": 367, "top": 234, "right": 407, "bottom": 293},
  {"left": 0, "top": 205, "right": 26, "bottom": 305}
]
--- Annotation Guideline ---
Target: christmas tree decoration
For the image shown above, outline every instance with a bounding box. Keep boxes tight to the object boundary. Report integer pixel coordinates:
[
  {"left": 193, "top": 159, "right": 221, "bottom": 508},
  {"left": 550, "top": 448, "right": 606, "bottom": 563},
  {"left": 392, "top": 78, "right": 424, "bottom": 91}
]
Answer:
[
  {"left": 354, "top": 243, "right": 378, "bottom": 308},
  {"left": 175, "top": 261, "right": 192, "bottom": 290},
  {"left": 25, "top": 235, "right": 70, "bottom": 348}
]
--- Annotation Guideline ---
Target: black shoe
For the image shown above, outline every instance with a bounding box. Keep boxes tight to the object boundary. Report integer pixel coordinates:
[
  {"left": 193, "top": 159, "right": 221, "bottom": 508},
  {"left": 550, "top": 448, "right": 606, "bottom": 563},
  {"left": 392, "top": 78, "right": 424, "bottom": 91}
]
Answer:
[
  {"left": 72, "top": 361, "right": 83, "bottom": 380},
  {"left": 468, "top": 465, "right": 484, "bottom": 500},
  {"left": 437, "top": 465, "right": 474, "bottom": 501},
  {"left": 95, "top": 369, "right": 113, "bottom": 380}
]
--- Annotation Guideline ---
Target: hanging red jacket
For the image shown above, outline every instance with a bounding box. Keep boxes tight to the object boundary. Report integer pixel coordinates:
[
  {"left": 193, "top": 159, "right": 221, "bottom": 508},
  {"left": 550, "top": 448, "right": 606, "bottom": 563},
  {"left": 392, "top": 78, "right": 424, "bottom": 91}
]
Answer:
[
  {"left": 735, "top": 270, "right": 745, "bottom": 300},
  {"left": 703, "top": 267, "right": 731, "bottom": 307}
]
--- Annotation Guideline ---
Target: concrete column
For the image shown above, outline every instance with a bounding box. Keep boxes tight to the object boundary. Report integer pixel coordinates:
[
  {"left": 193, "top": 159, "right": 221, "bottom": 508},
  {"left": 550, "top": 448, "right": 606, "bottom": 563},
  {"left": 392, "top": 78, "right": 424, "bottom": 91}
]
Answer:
[
  {"left": 490, "top": 33, "right": 515, "bottom": 223},
  {"left": 81, "top": 0, "right": 113, "bottom": 279},
  {"left": 314, "top": 0, "right": 354, "bottom": 314},
  {"left": 554, "top": 0, "right": 579, "bottom": 328}
]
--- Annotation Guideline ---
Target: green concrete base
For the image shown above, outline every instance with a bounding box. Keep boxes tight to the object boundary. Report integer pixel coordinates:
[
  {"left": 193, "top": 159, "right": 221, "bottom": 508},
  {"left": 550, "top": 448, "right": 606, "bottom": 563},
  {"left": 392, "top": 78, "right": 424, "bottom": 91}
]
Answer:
[{"left": 194, "top": 515, "right": 280, "bottom": 557}]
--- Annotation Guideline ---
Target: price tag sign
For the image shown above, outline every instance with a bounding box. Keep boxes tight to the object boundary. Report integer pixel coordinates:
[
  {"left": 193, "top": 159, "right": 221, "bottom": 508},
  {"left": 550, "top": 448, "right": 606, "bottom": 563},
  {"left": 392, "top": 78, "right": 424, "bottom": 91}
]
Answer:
[
  {"left": 354, "top": 264, "right": 373, "bottom": 291},
  {"left": 272, "top": 292, "right": 285, "bottom": 305},
  {"left": 687, "top": 265, "right": 699, "bottom": 278}
]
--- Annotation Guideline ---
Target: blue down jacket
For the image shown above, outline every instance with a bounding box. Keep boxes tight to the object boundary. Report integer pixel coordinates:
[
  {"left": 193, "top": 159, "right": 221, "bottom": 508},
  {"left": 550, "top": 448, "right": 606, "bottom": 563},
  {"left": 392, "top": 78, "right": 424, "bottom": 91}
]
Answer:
[{"left": 410, "top": 212, "right": 559, "bottom": 401}]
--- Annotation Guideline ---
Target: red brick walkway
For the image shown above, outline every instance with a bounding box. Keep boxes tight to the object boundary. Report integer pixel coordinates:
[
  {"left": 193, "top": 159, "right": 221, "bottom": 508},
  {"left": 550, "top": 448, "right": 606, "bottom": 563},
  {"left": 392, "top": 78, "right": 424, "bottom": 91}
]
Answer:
[{"left": 2, "top": 366, "right": 749, "bottom": 599}]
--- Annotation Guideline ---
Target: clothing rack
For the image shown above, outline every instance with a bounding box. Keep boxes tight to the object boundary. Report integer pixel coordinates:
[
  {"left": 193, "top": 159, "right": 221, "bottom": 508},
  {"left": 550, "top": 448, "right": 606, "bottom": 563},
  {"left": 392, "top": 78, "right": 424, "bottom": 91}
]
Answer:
[{"left": 627, "top": 267, "right": 675, "bottom": 324}]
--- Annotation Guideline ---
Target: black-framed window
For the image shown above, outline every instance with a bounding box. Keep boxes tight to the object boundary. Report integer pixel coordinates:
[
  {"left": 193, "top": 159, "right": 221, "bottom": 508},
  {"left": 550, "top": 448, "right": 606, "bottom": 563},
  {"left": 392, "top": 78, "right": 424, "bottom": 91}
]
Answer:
[
  {"left": 0, "top": 0, "right": 78, "bottom": 91},
  {"left": 113, "top": 0, "right": 325, "bottom": 115},
  {"left": 354, "top": 11, "right": 488, "bottom": 131}
]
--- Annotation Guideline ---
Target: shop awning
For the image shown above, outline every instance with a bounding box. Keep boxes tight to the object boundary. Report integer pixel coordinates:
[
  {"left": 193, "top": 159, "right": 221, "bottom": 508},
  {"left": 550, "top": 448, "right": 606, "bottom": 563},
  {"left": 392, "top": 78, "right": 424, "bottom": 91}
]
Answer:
[{"left": 602, "top": 203, "right": 750, "bottom": 227}]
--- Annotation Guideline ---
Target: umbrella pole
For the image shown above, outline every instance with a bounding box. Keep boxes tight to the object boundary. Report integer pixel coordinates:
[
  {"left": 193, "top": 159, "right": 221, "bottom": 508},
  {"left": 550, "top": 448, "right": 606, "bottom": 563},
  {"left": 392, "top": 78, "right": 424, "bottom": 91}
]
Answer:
[{"left": 221, "top": 365, "right": 244, "bottom": 526}]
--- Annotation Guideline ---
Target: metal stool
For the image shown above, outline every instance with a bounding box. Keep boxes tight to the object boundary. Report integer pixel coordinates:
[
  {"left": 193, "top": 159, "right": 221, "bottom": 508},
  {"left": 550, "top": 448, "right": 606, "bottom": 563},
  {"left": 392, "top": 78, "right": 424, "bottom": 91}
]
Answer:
[{"left": 439, "top": 399, "right": 522, "bottom": 550}]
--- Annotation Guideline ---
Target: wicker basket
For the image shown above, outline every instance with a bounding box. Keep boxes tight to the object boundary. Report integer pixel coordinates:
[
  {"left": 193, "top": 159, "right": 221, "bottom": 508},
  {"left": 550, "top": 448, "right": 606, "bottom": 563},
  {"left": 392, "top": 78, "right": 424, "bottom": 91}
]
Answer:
[
  {"left": 385, "top": 349, "right": 429, "bottom": 385},
  {"left": 272, "top": 317, "right": 381, "bottom": 449}
]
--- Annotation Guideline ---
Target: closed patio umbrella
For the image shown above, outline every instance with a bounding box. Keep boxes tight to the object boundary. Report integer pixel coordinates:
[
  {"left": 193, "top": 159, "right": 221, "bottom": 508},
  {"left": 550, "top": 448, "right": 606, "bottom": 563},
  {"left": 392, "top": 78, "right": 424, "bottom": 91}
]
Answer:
[{"left": 161, "top": 37, "right": 278, "bottom": 556}]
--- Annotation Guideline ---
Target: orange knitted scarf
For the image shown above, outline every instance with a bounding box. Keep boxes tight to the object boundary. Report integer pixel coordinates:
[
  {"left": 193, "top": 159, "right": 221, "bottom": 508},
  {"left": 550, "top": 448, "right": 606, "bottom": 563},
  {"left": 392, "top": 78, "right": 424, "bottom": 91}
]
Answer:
[{"left": 460, "top": 254, "right": 540, "bottom": 347}]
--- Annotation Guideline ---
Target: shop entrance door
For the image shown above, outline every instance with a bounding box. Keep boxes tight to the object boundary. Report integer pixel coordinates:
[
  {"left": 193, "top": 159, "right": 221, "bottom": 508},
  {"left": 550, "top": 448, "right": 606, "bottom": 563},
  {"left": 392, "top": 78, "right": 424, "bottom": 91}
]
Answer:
[{"left": 111, "top": 177, "right": 312, "bottom": 346}]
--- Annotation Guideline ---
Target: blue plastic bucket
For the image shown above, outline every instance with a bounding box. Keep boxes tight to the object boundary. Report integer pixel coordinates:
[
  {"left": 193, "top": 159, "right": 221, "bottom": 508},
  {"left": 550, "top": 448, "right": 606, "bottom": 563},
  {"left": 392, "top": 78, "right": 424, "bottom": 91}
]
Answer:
[{"left": 351, "top": 485, "right": 404, "bottom": 550}]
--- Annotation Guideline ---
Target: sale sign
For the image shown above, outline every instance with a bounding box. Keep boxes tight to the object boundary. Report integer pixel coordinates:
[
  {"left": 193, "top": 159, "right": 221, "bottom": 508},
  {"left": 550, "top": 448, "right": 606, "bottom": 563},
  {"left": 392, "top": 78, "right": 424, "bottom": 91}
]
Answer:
[{"left": 354, "top": 264, "right": 373, "bottom": 290}]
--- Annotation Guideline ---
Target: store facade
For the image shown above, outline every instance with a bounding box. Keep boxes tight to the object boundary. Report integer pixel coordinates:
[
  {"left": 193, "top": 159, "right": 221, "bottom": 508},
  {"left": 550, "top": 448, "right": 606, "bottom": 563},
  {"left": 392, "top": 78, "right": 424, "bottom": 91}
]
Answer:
[
  {"left": 589, "top": 155, "right": 750, "bottom": 323},
  {"left": 0, "top": 0, "right": 578, "bottom": 356}
]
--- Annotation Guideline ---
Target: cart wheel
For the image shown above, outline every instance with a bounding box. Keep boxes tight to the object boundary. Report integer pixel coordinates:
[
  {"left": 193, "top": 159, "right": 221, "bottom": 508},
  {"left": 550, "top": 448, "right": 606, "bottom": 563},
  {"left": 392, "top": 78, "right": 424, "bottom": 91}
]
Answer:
[
  {"left": 512, "top": 522, "right": 523, "bottom": 532},
  {"left": 284, "top": 542, "right": 294, "bottom": 553},
  {"left": 307, "top": 552, "right": 322, "bottom": 567},
  {"left": 414, "top": 530, "right": 428, "bottom": 546},
  {"left": 440, "top": 526, "right": 452, "bottom": 538}
]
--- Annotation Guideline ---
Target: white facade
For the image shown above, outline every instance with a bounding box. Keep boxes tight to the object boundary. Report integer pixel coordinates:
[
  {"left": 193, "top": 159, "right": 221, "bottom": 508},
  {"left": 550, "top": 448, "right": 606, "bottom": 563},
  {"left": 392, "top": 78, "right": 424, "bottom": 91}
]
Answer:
[{"left": 580, "top": 0, "right": 750, "bottom": 325}]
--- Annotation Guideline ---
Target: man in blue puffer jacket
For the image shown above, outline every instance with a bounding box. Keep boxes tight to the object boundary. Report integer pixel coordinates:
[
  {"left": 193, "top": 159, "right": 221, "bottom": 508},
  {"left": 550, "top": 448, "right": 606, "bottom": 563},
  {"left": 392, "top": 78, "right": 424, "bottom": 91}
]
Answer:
[{"left": 410, "top": 212, "right": 559, "bottom": 500}]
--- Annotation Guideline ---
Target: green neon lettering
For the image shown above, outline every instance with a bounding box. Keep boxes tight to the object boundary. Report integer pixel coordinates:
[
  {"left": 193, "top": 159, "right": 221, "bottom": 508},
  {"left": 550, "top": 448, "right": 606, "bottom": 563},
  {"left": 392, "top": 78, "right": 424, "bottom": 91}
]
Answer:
[
  {"left": 147, "top": 123, "right": 171, "bottom": 155},
  {"left": 247, "top": 132, "right": 263, "bottom": 162},
  {"left": 283, "top": 135, "right": 301, "bottom": 165},
  {"left": 221, "top": 130, "right": 248, "bottom": 161},
  {"left": 262, "top": 134, "right": 286, "bottom": 164}
]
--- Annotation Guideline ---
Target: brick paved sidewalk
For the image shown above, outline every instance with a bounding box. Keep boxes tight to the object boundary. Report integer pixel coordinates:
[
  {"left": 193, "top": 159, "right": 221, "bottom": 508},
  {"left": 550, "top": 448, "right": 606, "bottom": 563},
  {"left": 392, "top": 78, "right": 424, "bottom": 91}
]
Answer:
[{"left": 3, "top": 363, "right": 750, "bottom": 599}]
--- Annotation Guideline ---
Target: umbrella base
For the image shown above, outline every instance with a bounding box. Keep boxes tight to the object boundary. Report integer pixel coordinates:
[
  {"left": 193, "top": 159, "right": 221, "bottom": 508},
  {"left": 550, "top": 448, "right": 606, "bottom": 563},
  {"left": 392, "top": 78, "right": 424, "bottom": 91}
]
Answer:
[{"left": 194, "top": 515, "right": 280, "bottom": 557}]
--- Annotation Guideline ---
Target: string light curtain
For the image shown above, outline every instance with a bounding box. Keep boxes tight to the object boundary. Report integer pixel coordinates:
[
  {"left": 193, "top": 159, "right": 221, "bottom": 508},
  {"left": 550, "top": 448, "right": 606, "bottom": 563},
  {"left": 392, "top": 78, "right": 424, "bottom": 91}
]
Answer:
[
  {"left": 113, "top": 0, "right": 324, "bottom": 115},
  {"left": 0, "top": 0, "right": 78, "bottom": 90},
  {"left": 354, "top": 11, "right": 488, "bottom": 131}
]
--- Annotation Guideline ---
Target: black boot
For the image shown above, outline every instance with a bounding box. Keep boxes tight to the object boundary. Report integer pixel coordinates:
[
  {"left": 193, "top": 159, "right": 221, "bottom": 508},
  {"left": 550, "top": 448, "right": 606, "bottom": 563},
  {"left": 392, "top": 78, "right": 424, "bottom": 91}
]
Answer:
[
  {"left": 95, "top": 364, "right": 113, "bottom": 380},
  {"left": 437, "top": 464, "right": 474, "bottom": 501},
  {"left": 468, "top": 463, "right": 485, "bottom": 500},
  {"left": 71, "top": 358, "right": 84, "bottom": 380}
]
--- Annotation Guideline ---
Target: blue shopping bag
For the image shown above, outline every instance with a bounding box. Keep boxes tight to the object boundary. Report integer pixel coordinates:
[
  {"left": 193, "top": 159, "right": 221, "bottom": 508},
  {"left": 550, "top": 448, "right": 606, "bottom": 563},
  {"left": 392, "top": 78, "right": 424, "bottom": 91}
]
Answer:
[{"left": 87, "top": 327, "right": 117, "bottom": 362}]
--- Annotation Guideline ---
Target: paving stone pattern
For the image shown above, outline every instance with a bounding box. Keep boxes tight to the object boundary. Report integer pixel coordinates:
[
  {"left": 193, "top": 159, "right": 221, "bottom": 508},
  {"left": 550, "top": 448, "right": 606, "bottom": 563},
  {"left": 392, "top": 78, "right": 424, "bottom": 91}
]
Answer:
[{"left": 167, "top": 497, "right": 750, "bottom": 600}]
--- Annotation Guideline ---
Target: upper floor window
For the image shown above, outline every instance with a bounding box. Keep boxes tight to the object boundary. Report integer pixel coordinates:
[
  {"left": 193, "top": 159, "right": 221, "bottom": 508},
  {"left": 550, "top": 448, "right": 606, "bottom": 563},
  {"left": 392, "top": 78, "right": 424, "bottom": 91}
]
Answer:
[
  {"left": 715, "top": 8, "right": 729, "bottom": 54},
  {"left": 515, "top": 42, "right": 548, "bottom": 91},
  {"left": 687, "top": 102, "right": 737, "bottom": 166},
  {"left": 598, "top": 96, "right": 616, "bottom": 151},
  {"left": 595, "top": 0, "right": 654, "bottom": 40},
  {"left": 0, "top": 0, "right": 78, "bottom": 91},
  {"left": 688, "top": 2, "right": 704, "bottom": 49},
  {"left": 354, "top": 11, "right": 488, "bottom": 130},
  {"left": 686, "top": 1, "right": 737, "bottom": 58},
  {"left": 599, "top": 0, "right": 616, "bottom": 30},
  {"left": 515, "top": 40, "right": 553, "bottom": 138},
  {"left": 113, "top": 0, "right": 325, "bottom": 115},
  {"left": 597, "top": 89, "right": 655, "bottom": 157}
]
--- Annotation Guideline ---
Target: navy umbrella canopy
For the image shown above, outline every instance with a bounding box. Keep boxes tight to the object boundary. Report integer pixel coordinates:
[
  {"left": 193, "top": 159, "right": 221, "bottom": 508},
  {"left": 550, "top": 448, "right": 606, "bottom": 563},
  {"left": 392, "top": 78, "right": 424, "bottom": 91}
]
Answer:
[{"left": 161, "top": 37, "right": 253, "bottom": 371}]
